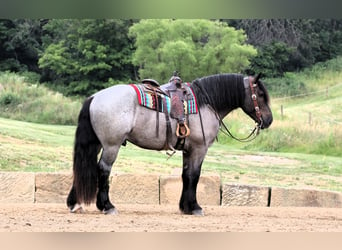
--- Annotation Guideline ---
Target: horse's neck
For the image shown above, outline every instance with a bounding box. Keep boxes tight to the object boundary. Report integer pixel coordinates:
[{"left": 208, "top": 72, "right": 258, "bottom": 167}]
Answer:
[{"left": 217, "top": 107, "right": 236, "bottom": 120}]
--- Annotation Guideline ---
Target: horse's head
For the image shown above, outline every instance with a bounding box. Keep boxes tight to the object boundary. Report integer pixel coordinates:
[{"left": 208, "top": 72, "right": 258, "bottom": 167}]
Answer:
[{"left": 241, "top": 74, "right": 273, "bottom": 129}]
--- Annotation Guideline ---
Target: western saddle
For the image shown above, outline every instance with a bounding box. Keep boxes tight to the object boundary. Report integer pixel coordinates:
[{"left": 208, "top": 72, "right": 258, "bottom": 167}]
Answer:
[{"left": 141, "top": 72, "right": 191, "bottom": 151}]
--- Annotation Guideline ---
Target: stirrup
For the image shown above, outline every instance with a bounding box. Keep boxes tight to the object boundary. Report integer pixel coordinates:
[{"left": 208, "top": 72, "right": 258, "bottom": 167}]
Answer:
[{"left": 176, "top": 122, "right": 190, "bottom": 138}]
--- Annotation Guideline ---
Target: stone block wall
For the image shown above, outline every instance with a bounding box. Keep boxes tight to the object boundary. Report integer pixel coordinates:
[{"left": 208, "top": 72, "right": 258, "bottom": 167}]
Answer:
[
  {"left": 159, "top": 174, "right": 221, "bottom": 205},
  {"left": 221, "top": 184, "right": 270, "bottom": 206},
  {"left": 110, "top": 174, "right": 160, "bottom": 204},
  {"left": 0, "top": 172, "right": 342, "bottom": 208},
  {"left": 0, "top": 172, "right": 35, "bottom": 203},
  {"left": 270, "top": 187, "right": 342, "bottom": 207}
]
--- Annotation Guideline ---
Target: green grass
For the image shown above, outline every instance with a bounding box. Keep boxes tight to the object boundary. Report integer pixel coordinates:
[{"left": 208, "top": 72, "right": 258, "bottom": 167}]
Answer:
[
  {"left": 0, "top": 71, "right": 81, "bottom": 125},
  {"left": 0, "top": 117, "right": 74, "bottom": 172},
  {"left": 1, "top": 117, "right": 342, "bottom": 192}
]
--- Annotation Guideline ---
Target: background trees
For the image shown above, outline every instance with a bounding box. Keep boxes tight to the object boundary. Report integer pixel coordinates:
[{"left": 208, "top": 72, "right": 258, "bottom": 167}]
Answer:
[
  {"left": 0, "top": 19, "right": 43, "bottom": 72},
  {"left": 129, "top": 19, "right": 256, "bottom": 82},
  {"left": 0, "top": 19, "right": 342, "bottom": 96},
  {"left": 225, "top": 19, "right": 342, "bottom": 77},
  {"left": 38, "top": 19, "right": 135, "bottom": 95}
]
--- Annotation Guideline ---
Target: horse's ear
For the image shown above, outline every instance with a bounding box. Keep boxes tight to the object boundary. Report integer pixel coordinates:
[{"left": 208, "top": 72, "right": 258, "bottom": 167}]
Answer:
[{"left": 254, "top": 73, "right": 261, "bottom": 83}]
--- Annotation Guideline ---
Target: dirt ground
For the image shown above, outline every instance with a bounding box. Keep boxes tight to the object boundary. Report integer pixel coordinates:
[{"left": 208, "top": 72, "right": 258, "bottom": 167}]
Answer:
[{"left": 1, "top": 203, "right": 342, "bottom": 232}]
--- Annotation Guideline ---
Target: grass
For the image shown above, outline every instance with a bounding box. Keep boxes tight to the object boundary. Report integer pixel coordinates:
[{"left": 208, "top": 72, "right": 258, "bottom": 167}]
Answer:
[
  {"left": 0, "top": 71, "right": 81, "bottom": 125},
  {"left": 1, "top": 117, "right": 342, "bottom": 192},
  {"left": 0, "top": 117, "right": 74, "bottom": 172}
]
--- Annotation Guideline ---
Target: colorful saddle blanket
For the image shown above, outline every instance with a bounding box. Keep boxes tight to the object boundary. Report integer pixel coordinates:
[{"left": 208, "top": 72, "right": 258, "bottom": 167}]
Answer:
[{"left": 130, "top": 83, "right": 198, "bottom": 115}]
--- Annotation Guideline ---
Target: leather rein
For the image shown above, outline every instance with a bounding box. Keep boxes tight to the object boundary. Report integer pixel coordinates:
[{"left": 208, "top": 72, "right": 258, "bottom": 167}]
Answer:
[{"left": 218, "top": 76, "right": 263, "bottom": 142}]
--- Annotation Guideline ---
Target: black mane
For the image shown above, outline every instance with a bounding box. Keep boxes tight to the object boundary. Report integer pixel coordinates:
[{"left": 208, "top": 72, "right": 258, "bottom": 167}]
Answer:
[{"left": 190, "top": 73, "right": 245, "bottom": 113}]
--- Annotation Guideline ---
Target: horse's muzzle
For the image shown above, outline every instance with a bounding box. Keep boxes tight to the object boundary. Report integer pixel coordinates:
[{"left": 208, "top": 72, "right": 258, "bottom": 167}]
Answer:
[{"left": 260, "top": 115, "right": 273, "bottom": 129}]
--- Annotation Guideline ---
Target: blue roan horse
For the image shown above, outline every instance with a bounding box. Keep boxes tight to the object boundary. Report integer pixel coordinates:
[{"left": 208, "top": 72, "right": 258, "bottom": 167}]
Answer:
[{"left": 67, "top": 73, "right": 273, "bottom": 215}]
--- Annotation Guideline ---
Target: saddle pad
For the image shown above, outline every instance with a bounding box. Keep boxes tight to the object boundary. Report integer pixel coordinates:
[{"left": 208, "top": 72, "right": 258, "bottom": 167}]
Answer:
[
  {"left": 184, "top": 82, "right": 198, "bottom": 114},
  {"left": 130, "top": 84, "right": 171, "bottom": 113},
  {"left": 130, "top": 84, "right": 198, "bottom": 115}
]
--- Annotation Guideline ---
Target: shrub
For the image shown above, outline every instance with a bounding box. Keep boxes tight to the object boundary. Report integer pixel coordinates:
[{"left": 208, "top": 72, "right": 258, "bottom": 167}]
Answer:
[
  {"left": 0, "top": 71, "right": 80, "bottom": 125},
  {"left": 0, "top": 92, "right": 21, "bottom": 106},
  {"left": 266, "top": 72, "right": 307, "bottom": 97}
]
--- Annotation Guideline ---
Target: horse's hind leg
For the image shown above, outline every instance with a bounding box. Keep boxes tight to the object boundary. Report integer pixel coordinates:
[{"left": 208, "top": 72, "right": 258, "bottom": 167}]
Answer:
[
  {"left": 96, "top": 145, "right": 120, "bottom": 215},
  {"left": 66, "top": 186, "right": 83, "bottom": 213}
]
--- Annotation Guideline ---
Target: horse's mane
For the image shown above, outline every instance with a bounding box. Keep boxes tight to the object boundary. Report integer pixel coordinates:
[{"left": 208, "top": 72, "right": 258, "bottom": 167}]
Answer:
[{"left": 190, "top": 73, "right": 245, "bottom": 112}]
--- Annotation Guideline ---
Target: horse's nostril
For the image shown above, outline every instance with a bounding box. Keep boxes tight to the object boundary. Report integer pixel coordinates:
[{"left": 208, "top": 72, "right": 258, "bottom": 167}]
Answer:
[
  {"left": 260, "top": 115, "right": 273, "bottom": 129},
  {"left": 264, "top": 116, "right": 273, "bottom": 128}
]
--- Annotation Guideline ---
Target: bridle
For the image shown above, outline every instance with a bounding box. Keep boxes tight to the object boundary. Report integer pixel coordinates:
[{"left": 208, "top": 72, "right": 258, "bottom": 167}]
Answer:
[
  {"left": 218, "top": 75, "right": 263, "bottom": 142},
  {"left": 246, "top": 76, "right": 263, "bottom": 128}
]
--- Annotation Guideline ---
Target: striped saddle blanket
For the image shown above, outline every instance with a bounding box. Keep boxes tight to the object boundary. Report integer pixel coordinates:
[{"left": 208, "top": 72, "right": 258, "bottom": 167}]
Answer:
[{"left": 130, "top": 83, "right": 198, "bottom": 116}]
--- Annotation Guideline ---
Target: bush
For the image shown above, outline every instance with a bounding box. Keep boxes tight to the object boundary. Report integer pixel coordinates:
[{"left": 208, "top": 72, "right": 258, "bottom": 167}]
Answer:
[
  {"left": 0, "top": 92, "right": 21, "bottom": 106},
  {"left": 265, "top": 72, "right": 307, "bottom": 97},
  {"left": 0, "top": 71, "right": 81, "bottom": 125}
]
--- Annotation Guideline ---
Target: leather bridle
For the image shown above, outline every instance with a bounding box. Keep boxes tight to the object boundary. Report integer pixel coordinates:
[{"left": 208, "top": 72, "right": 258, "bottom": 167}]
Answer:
[{"left": 246, "top": 76, "right": 263, "bottom": 128}]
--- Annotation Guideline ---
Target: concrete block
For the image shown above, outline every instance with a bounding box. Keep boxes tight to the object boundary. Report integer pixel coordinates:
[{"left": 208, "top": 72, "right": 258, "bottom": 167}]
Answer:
[
  {"left": 35, "top": 173, "right": 72, "bottom": 203},
  {"left": 0, "top": 172, "right": 35, "bottom": 203},
  {"left": 110, "top": 174, "right": 159, "bottom": 204},
  {"left": 270, "top": 187, "right": 342, "bottom": 207},
  {"left": 222, "top": 184, "right": 270, "bottom": 206},
  {"left": 160, "top": 175, "right": 221, "bottom": 205}
]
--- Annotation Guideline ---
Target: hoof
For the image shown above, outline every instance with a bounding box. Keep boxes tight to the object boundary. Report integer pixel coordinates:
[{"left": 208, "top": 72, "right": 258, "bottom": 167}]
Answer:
[
  {"left": 192, "top": 209, "right": 204, "bottom": 216},
  {"left": 70, "top": 204, "right": 84, "bottom": 213},
  {"left": 103, "top": 207, "right": 118, "bottom": 215}
]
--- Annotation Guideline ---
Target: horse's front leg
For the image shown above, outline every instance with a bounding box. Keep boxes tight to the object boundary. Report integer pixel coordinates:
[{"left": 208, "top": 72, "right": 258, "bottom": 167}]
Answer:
[{"left": 179, "top": 147, "right": 207, "bottom": 216}]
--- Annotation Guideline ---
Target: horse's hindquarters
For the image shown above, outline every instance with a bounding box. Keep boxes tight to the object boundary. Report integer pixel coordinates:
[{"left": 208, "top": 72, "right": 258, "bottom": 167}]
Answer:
[{"left": 89, "top": 85, "right": 137, "bottom": 147}]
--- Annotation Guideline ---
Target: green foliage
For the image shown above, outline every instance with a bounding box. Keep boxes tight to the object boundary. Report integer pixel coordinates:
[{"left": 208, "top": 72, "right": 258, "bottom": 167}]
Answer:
[
  {"left": 0, "top": 19, "right": 42, "bottom": 72},
  {"left": 244, "top": 125, "right": 342, "bottom": 157},
  {"left": 266, "top": 56, "right": 342, "bottom": 98},
  {"left": 227, "top": 19, "right": 342, "bottom": 77},
  {"left": 2, "top": 19, "right": 342, "bottom": 96},
  {"left": 129, "top": 19, "right": 256, "bottom": 82},
  {"left": 0, "top": 71, "right": 80, "bottom": 125},
  {"left": 249, "top": 41, "right": 295, "bottom": 77},
  {"left": 266, "top": 72, "right": 307, "bottom": 97},
  {"left": 0, "top": 92, "right": 21, "bottom": 106},
  {"left": 39, "top": 19, "right": 135, "bottom": 96}
]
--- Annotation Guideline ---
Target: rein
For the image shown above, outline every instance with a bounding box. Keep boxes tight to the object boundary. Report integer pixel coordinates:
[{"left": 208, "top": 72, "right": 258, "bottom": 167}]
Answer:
[
  {"left": 209, "top": 104, "right": 261, "bottom": 143},
  {"left": 219, "top": 119, "right": 261, "bottom": 142}
]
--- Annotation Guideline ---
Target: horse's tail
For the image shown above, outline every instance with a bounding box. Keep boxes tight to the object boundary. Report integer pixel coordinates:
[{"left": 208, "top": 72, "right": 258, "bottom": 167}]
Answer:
[{"left": 73, "top": 96, "right": 100, "bottom": 205}]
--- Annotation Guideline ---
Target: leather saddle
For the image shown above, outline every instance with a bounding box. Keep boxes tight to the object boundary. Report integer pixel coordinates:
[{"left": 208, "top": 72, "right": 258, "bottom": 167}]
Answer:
[{"left": 141, "top": 78, "right": 191, "bottom": 145}]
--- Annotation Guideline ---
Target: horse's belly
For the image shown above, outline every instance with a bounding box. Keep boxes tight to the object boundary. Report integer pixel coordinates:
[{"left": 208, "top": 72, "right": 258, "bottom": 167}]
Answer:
[{"left": 127, "top": 107, "right": 177, "bottom": 150}]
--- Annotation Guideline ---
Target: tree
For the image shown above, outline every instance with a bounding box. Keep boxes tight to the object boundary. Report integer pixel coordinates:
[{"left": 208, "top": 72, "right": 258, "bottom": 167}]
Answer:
[
  {"left": 129, "top": 19, "right": 257, "bottom": 83},
  {"left": 249, "top": 41, "right": 295, "bottom": 77},
  {"left": 0, "top": 19, "right": 43, "bottom": 72},
  {"left": 39, "top": 19, "right": 135, "bottom": 96},
  {"left": 225, "top": 19, "right": 342, "bottom": 76}
]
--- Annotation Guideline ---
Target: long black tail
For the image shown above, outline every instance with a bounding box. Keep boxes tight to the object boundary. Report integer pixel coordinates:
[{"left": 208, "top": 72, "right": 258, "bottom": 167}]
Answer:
[{"left": 73, "top": 97, "right": 100, "bottom": 205}]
